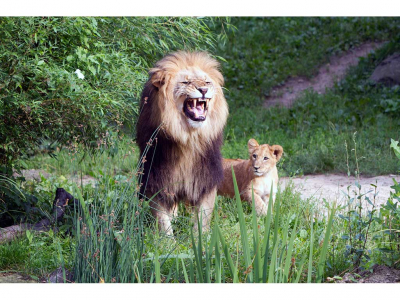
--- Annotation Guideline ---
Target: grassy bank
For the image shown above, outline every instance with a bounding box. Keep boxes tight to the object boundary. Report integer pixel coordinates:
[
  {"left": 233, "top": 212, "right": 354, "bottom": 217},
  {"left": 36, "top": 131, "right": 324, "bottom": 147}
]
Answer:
[{"left": 218, "top": 17, "right": 400, "bottom": 176}]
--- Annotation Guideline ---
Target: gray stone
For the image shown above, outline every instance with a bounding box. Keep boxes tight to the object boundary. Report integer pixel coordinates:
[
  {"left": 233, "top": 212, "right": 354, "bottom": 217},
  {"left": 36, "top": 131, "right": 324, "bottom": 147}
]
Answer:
[
  {"left": 370, "top": 53, "right": 400, "bottom": 87},
  {"left": 48, "top": 267, "right": 74, "bottom": 283}
]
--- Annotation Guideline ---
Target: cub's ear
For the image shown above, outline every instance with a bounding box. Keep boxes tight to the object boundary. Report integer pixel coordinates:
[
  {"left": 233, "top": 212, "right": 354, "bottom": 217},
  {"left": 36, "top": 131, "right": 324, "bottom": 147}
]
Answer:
[
  {"left": 149, "top": 68, "right": 165, "bottom": 88},
  {"left": 271, "top": 145, "right": 283, "bottom": 161},
  {"left": 248, "top": 139, "right": 259, "bottom": 153}
]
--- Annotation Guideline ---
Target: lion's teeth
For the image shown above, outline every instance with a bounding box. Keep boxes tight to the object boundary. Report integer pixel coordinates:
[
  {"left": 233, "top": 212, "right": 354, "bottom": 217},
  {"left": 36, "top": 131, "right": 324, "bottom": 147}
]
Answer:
[{"left": 193, "top": 99, "right": 197, "bottom": 107}]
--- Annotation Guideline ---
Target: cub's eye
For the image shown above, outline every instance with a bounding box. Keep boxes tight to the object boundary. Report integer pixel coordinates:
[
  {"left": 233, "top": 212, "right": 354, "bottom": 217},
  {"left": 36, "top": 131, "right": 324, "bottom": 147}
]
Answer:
[
  {"left": 181, "top": 81, "right": 189, "bottom": 84},
  {"left": 264, "top": 157, "right": 269, "bottom": 161},
  {"left": 252, "top": 154, "right": 257, "bottom": 159}
]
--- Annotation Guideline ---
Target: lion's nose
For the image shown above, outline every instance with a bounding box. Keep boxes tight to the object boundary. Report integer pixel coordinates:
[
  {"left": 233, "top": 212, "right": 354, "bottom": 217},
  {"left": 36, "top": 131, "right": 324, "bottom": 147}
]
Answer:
[
  {"left": 254, "top": 166, "right": 260, "bottom": 171},
  {"left": 198, "top": 87, "right": 208, "bottom": 96}
]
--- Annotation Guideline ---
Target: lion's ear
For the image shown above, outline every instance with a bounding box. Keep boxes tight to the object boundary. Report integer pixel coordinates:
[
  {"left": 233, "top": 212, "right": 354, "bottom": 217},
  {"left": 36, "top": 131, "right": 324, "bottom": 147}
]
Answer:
[
  {"left": 270, "top": 145, "right": 283, "bottom": 161},
  {"left": 150, "top": 68, "right": 165, "bottom": 88},
  {"left": 248, "top": 139, "right": 259, "bottom": 153}
]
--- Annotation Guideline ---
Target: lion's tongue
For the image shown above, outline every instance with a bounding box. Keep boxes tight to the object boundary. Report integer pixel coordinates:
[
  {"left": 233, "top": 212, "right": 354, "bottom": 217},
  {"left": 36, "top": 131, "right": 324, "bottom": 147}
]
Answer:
[
  {"left": 193, "top": 103, "right": 205, "bottom": 118},
  {"left": 188, "top": 101, "right": 205, "bottom": 118}
]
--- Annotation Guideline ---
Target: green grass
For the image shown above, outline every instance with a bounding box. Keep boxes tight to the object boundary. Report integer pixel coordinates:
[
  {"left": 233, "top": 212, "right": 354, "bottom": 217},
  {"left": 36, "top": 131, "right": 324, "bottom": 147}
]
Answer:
[
  {"left": 2, "top": 141, "right": 400, "bottom": 282},
  {"left": 22, "top": 136, "right": 139, "bottom": 178},
  {"left": 0, "top": 230, "right": 74, "bottom": 280},
  {"left": 217, "top": 17, "right": 400, "bottom": 176},
  {"left": 68, "top": 165, "right": 339, "bottom": 283}
]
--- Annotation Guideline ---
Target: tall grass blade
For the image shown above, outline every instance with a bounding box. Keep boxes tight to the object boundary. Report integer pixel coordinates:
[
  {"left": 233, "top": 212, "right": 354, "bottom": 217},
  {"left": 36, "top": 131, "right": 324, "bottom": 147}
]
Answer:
[
  {"left": 181, "top": 259, "right": 189, "bottom": 283},
  {"left": 190, "top": 223, "right": 204, "bottom": 283},
  {"left": 278, "top": 220, "right": 290, "bottom": 282},
  {"left": 55, "top": 238, "right": 66, "bottom": 283},
  {"left": 155, "top": 250, "right": 161, "bottom": 283},
  {"left": 72, "top": 183, "right": 94, "bottom": 236},
  {"left": 268, "top": 242, "right": 279, "bottom": 283},
  {"left": 272, "top": 185, "right": 280, "bottom": 249},
  {"left": 316, "top": 207, "right": 335, "bottom": 283},
  {"left": 217, "top": 225, "right": 239, "bottom": 283},
  {"left": 262, "top": 189, "right": 274, "bottom": 283},
  {"left": 251, "top": 186, "right": 261, "bottom": 283},
  {"left": 283, "top": 217, "right": 298, "bottom": 282},
  {"left": 231, "top": 167, "right": 253, "bottom": 282},
  {"left": 294, "top": 253, "right": 307, "bottom": 283},
  {"left": 307, "top": 212, "right": 314, "bottom": 283}
]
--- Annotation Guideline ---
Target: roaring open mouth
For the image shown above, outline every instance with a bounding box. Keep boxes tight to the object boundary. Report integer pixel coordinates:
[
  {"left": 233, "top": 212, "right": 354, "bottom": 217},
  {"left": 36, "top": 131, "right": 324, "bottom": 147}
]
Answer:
[{"left": 183, "top": 97, "right": 210, "bottom": 122}]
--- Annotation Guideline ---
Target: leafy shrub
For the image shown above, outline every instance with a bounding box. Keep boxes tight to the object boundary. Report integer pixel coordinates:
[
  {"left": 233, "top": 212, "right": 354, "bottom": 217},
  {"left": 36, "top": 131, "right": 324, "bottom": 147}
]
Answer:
[
  {"left": 377, "top": 139, "right": 400, "bottom": 266},
  {"left": 0, "top": 17, "right": 222, "bottom": 173}
]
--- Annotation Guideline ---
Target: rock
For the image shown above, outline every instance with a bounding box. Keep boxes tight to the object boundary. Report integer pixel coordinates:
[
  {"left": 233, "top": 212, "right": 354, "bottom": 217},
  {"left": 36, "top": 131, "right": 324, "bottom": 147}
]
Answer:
[
  {"left": 370, "top": 53, "right": 400, "bottom": 87},
  {"left": 12, "top": 169, "right": 50, "bottom": 182},
  {"left": 48, "top": 267, "right": 74, "bottom": 283}
]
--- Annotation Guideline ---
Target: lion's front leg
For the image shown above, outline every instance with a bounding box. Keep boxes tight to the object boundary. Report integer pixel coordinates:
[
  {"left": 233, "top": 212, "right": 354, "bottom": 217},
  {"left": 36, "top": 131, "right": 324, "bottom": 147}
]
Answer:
[
  {"left": 261, "top": 194, "right": 271, "bottom": 207},
  {"left": 245, "top": 188, "right": 268, "bottom": 216},
  {"left": 193, "top": 188, "right": 217, "bottom": 234},
  {"left": 150, "top": 199, "right": 175, "bottom": 236}
]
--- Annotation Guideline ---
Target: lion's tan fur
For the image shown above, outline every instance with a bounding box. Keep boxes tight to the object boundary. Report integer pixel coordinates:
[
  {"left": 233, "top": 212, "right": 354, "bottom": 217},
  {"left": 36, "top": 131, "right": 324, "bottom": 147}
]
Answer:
[{"left": 218, "top": 139, "right": 283, "bottom": 216}]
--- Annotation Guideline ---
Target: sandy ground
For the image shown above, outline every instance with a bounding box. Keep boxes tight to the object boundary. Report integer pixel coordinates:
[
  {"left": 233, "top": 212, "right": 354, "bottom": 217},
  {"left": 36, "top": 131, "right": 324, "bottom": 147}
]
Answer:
[
  {"left": 279, "top": 174, "right": 399, "bottom": 210},
  {"left": 265, "top": 42, "right": 385, "bottom": 107}
]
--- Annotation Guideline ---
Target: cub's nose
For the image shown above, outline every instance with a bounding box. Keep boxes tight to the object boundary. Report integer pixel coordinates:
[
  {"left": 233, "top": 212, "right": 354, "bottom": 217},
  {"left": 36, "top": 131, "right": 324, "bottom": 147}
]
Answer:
[
  {"left": 198, "top": 87, "right": 208, "bottom": 96},
  {"left": 254, "top": 166, "right": 260, "bottom": 171}
]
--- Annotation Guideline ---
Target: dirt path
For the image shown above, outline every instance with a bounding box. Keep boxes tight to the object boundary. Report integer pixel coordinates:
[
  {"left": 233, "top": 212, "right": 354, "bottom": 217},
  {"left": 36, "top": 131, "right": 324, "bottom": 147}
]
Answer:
[
  {"left": 264, "top": 41, "right": 385, "bottom": 107},
  {"left": 16, "top": 169, "right": 398, "bottom": 210},
  {"left": 0, "top": 273, "right": 37, "bottom": 283},
  {"left": 279, "top": 174, "right": 399, "bottom": 209}
]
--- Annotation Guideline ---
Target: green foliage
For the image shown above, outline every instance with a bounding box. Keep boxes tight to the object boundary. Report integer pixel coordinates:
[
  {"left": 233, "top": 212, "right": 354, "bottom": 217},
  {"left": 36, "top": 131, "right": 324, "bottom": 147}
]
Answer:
[
  {"left": 0, "top": 175, "right": 42, "bottom": 227},
  {"left": 0, "top": 229, "right": 74, "bottom": 278},
  {"left": 0, "top": 17, "right": 221, "bottom": 172},
  {"left": 391, "top": 139, "right": 400, "bottom": 161},
  {"left": 375, "top": 139, "right": 400, "bottom": 266}
]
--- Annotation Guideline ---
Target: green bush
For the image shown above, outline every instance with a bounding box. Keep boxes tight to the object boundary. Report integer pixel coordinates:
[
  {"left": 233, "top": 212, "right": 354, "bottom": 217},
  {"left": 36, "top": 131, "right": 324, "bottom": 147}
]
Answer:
[{"left": 0, "top": 17, "right": 222, "bottom": 173}]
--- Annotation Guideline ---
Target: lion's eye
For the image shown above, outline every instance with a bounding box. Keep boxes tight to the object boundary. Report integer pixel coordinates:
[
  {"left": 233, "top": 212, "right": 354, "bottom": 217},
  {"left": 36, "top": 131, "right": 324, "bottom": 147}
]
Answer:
[
  {"left": 181, "top": 81, "right": 189, "bottom": 84},
  {"left": 253, "top": 154, "right": 257, "bottom": 159},
  {"left": 264, "top": 157, "right": 269, "bottom": 161},
  {"left": 206, "top": 81, "right": 211, "bottom": 84}
]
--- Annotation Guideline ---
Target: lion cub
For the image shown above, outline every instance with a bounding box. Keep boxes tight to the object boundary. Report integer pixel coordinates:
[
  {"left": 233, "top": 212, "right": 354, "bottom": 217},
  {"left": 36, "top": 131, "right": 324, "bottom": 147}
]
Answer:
[{"left": 218, "top": 139, "right": 283, "bottom": 216}]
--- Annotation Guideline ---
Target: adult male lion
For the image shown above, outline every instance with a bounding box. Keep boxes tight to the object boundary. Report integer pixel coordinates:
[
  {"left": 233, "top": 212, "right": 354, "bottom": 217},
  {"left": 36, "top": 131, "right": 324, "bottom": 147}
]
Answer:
[{"left": 136, "top": 51, "right": 229, "bottom": 235}]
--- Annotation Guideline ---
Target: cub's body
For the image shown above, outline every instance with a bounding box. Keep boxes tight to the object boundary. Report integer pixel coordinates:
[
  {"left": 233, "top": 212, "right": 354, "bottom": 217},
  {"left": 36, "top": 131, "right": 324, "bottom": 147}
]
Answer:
[{"left": 218, "top": 139, "right": 283, "bottom": 216}]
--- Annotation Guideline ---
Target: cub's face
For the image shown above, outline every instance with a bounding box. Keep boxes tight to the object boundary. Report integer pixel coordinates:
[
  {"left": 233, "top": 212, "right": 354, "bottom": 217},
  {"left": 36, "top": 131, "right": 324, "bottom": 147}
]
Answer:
[
  {"left": 173, "top": 68, "right": 216, "bottom": 128},
  {"left": 248, "top": 139, "right": 283, "bottom": 176}
]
